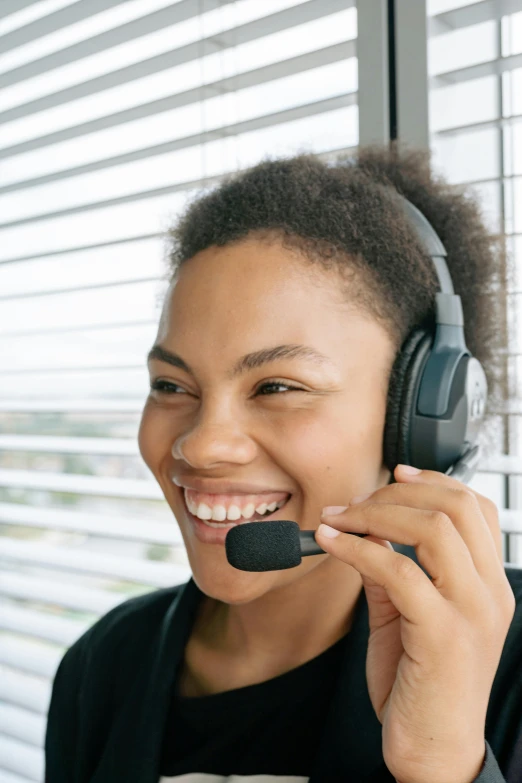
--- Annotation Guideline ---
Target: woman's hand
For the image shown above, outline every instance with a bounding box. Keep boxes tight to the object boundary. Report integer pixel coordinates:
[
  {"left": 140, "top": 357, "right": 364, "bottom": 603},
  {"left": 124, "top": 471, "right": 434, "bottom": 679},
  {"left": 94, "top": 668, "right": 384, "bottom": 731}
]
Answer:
[{"left": 315, "top": 464, "right": 516, "bottom": 783}]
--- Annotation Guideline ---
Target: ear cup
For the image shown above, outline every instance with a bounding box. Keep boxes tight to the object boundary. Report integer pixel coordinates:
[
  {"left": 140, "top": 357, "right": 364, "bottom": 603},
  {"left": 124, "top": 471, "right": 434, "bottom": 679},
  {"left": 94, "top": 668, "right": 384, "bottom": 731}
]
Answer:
[
  {"left": 383, "top": 327, "right": 434, "bottom": 474},
  {"left": 383, "top": 327, "right": 435, "bottom": 574}
]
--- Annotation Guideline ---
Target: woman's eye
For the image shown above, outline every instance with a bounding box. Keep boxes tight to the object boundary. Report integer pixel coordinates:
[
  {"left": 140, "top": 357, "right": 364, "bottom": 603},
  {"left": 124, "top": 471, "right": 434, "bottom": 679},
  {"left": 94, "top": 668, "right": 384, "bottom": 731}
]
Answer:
[
  {"left": 256, "top": 382, "right": 302, "bottom": 395},
  {"left": 150, "top": 380, "right": 184, "bottom": 394},
  {"left": 150, "top": 380, "right": 303, "bottom": 396}
]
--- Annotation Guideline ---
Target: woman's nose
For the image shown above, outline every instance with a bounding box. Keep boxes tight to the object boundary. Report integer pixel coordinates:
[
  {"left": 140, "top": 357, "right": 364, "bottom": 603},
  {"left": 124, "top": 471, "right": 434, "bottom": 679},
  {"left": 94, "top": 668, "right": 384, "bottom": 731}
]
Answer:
[{"left": 172, "top": 423, "right": 257, "bottom": 468}]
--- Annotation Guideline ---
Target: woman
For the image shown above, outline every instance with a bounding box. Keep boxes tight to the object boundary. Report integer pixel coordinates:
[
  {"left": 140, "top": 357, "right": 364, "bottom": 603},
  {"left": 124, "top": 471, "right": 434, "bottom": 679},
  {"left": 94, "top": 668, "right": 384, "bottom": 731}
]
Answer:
[{"left": 45, "top": 143, "right": 522, "bottom": 783}]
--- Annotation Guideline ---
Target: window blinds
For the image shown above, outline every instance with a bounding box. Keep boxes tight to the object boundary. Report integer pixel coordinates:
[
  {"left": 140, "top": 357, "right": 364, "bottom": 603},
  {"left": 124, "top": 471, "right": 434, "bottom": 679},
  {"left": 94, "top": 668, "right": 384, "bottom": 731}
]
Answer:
[
  {"left": 0, "top": 2, "right": 358, "bottom": 780},
  {"left": 427, "top": 0, "right": 522, "bottom": 562}
]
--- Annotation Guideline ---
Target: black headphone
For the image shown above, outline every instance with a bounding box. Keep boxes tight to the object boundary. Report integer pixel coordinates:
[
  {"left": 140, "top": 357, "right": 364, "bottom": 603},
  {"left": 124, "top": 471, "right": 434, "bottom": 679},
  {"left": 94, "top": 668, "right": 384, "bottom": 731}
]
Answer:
[
  {"left": 224, "top": 194, "right": 491, "bottom": 574},
  {"left": 382, "top": 195, "right": 488, "bottom": 486}
]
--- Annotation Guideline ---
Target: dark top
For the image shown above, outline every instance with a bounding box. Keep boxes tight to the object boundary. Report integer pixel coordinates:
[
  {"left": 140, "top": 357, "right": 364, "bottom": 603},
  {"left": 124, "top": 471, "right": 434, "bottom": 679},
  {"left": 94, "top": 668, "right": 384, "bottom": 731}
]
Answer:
[
  {"left": 45, "top": 566, "right": 522, "bottom": 782},
  {"left": 159, "top": 630, "right": 347, "bottom": 779}
]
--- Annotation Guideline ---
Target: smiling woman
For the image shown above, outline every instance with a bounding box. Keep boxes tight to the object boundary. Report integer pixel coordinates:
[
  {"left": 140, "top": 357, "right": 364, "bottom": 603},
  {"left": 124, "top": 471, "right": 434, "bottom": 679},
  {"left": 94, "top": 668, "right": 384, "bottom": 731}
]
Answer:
[
  {"left": 45, "top": 143, "right": 522, "bottom": 783},
  {"left": 140, "top": 228, "right": 393, "bottom": 572}
]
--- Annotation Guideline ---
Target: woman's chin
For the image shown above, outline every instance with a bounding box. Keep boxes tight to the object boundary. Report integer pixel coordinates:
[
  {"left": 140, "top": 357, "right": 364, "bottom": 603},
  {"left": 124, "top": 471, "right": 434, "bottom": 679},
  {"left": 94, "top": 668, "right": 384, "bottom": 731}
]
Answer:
[{"left": 187, "top": 558, "right": 282, "bottom": 604}]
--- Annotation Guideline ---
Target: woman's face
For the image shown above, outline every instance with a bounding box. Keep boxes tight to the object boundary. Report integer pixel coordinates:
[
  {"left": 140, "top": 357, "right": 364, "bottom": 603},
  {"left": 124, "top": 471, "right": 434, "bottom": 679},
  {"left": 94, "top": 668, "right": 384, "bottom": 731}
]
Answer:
[{"left": 138, "top": 236, "right": 395, "bottom": 604}]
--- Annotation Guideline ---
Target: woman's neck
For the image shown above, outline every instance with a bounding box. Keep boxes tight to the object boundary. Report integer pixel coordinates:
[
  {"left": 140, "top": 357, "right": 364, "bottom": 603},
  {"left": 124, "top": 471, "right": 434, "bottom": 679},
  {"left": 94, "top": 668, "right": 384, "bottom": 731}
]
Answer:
[{"left": 183, "top": 559, "right": 364, "bottom": 695}]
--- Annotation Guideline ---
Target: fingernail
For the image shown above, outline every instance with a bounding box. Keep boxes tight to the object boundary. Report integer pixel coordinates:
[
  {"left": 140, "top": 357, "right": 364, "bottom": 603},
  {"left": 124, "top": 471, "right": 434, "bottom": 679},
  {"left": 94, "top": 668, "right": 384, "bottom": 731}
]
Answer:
[
  {"left": 317, "top": 523, "right": 341, "bottom": 538},
  {"left": 321, "top": 505, "right": 348, "bottom": 516},
  {"left": 350, "top": 491, "right": 372, "bottom": 504},
  {"left": 397, "top": 464, "right": 422, "bottom": 475}
]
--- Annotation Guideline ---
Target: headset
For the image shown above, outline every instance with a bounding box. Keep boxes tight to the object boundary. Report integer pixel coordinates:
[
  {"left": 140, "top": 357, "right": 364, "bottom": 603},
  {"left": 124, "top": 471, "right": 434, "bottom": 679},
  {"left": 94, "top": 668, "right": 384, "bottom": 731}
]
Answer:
[
  {"left": 382, "top": 194, "right": 488, "bottom": 486},
  {"left": 225, "top": 194, "right": 491, "bottom": 574}
]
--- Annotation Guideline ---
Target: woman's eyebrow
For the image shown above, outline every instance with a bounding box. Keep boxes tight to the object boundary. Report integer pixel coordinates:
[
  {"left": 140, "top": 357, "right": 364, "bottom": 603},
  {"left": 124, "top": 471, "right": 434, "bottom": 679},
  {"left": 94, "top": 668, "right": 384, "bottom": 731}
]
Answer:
[{"left": 146, "top": 343, "right": 335, "bottom": 380}]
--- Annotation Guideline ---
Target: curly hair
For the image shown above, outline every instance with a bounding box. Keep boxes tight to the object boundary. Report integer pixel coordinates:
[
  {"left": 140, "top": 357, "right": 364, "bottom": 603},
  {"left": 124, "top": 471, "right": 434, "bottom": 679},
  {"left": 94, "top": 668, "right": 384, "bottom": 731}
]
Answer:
[{"left": 161, "top": 141, "right": 510, "bottom": 460}]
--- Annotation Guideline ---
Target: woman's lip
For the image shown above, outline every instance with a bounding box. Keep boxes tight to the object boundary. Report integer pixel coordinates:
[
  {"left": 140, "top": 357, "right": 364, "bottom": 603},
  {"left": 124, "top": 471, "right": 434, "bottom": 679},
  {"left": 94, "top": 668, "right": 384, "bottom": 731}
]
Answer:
[{"left": 172, "top": 477, "right": 292, "bottom": 495}]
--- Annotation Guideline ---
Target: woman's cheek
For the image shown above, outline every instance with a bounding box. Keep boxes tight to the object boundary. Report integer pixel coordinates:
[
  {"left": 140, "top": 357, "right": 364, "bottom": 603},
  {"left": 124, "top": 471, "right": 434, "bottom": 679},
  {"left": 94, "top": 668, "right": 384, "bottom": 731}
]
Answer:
[
  {"left": 137, "top": 405, "right": 169, "bottom": 469},
  {"left": 282, "top": 405, "right": 382, "bottom": 500},
  {"left": 279, "top": 413, "right": 349, "bottom": 482}
]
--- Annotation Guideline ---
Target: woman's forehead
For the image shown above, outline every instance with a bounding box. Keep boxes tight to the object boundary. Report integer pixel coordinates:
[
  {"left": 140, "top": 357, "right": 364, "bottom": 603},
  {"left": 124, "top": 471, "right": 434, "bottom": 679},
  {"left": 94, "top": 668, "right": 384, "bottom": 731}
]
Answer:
[
  {"left": 155, "top": 301, "right": 392, "bottom": 387},
  {"left": 167, "top": 240, "right": 351, "bottom": 309},
  {"left": 155, "top": 240, "right": 395, "bottom": 370}
]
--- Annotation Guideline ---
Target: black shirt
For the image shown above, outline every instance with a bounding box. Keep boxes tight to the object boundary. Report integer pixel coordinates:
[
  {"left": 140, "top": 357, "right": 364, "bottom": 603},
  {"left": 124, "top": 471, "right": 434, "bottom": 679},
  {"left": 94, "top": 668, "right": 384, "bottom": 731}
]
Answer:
[
  {"left": 44, "top": 566, "right": 522, "bottom": 782},
  {"left": 160, "top": 631, "right": 348, "bottom": 780}
]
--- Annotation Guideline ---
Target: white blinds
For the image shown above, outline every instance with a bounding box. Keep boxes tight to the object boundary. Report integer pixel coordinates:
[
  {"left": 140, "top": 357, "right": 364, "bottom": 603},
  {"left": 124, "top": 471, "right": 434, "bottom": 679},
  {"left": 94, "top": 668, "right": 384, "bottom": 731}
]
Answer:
[
  {"left": 427, "top": 0, "right": 522, "bottom": 560},
  {"left": 0, "top": 2, "right": 358, "bottom": 780}
]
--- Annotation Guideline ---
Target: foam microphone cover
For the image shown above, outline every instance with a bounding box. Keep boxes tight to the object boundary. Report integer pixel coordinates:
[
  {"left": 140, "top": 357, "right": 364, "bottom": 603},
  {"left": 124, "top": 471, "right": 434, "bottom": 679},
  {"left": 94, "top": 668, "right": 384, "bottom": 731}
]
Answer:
[{"left": 225, "top": 520, "right": 301, "bottom": 571}]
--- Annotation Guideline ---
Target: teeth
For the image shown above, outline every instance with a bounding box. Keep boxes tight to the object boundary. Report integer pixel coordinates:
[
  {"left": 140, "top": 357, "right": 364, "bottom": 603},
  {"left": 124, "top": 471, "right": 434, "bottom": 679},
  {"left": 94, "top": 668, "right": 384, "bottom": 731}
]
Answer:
[
  {"left": 185, "top": 493, "right": 287, "bottom": 524},
  {"left": 211, "top": 505, "right": 228, "bottom": 522},
  {"left": 241, "top": 503, "right": 255, "bottom": 519},
  {"left": 195, "top": 502, "right": 212, "bottom": 520}
]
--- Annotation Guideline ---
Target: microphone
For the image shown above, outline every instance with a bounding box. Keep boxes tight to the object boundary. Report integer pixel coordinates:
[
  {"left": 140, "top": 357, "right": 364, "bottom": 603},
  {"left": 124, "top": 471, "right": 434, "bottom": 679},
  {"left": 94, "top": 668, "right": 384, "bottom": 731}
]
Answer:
[
  {"left": 225, "top": 446, "right": 480, "bottom": 572},
  {"left": 225, "top": 519, "right": 367, "bottom": 572}
]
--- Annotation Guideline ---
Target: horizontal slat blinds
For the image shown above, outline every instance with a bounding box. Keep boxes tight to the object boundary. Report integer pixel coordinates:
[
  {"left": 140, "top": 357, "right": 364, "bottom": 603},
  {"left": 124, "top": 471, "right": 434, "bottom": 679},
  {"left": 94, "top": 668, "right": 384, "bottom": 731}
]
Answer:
[
  {"left": 0, "top": 2, "right": 358, "bottom": 780},
  {"left": 427, "top": 0, "right": 522, "bottom": 560}
]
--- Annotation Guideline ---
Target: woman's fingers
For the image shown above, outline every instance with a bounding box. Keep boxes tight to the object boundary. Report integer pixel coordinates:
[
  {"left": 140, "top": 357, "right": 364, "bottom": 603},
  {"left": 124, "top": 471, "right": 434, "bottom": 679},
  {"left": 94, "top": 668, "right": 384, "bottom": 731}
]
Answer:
[{"left": 319, "top": 501, "right": 483, "bottom": 611}]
